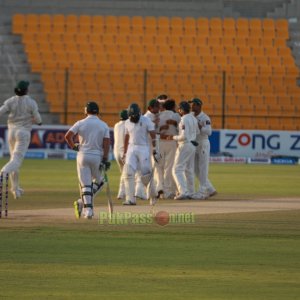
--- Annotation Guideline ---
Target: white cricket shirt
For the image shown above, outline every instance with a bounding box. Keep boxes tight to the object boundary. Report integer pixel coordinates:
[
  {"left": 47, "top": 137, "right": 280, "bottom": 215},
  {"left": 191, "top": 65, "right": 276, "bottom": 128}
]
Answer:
[
  {"left": 193, "top": 111, "right": 212, "bottom": 141},
  {"left": 125, "top": 115, "right": 155, "bottom": 146},
  {"left": 69, "top": 115, "right": 110, "bottom": 155},
  {"left": 114, "top": 120, "right": 126, "bottom": 154},
  {"left": 158, "top": 110, "right": 181, "bottom": 136},
  {"left": 173, "top": 113, "right": 199, "bottom": 144},
  {"left": 0, "top": 95, "right": 42, "bottom": 130}
]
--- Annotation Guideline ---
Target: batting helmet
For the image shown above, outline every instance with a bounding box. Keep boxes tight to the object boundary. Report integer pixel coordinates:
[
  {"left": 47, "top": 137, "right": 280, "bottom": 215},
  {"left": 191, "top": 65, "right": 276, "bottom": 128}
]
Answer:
[
  {"left": 178, "top": 101, "right": 190, "bottom": 113},
  {"left": 127, "top": 103, "right": 141, "bottom": 123},
  {"left": 85, "top": 101, "right": 99, "bottom": 114},
  {"left": 119, "top": 109, "right": 128, "bottom": 121}
]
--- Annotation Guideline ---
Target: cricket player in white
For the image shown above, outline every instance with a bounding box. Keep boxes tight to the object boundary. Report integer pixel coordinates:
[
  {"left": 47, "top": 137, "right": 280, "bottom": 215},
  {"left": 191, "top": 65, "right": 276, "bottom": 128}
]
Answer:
[
  {"left": 190, "top": 98, "right": 217, "bottom": 199},
  {"left": 113, "top": 109, "right": 146, "bottom": 200},
  {"left": 157, "top": 99, "right": 181, "bottom": 198},
  {"left": 65, "top": 102, "right": 110, "bottom": 219},
  {"left": 113, "top": 110, "right": 128, "bottom": 199},
  {"left": 161, "top": 101, "right": 199, "bottom": 199},
  {"left": 144, "top": 99, "right": 161, "bottom": 197},
  {"left": 122, "top": 103, "right": 159, "bottom": 205},
  {"left": 0, "top": 81, "right": 42, "bottom": 199}
]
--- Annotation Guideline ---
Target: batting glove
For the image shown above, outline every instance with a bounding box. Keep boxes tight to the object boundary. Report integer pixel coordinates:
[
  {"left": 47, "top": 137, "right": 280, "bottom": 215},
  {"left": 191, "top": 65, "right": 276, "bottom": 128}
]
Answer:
[
  {"left": 101, "top": 158, "right": 111, "bottom": 171},
  {"left": 153, "top": 150, "right": 162, "bottom": 163},
  {"left": 73, "top": 143, "right": 80, "bottom": 151}
]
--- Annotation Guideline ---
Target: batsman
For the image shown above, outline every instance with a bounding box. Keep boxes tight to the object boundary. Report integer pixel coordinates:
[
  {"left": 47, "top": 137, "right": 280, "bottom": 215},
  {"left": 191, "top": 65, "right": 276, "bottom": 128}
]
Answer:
[
  {"left": 122, "top": 103, "right": 160, "bottom": 206},
  {"left": 65, "top": 102, "right": 110, "bottom": 219}
]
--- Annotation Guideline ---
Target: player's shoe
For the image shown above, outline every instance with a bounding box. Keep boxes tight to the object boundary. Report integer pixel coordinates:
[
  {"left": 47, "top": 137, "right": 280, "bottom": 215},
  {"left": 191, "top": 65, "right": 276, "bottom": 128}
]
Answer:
[
  {"left": 164, "top": 193, "right": 175, "bottom": 199},
  {"left": 122, "top": 200, "right": 136, "bottom": 205},
  {"left": 156, "top": 190, "right": 164, "bottom": 199},
  {"left": 74, "top": 199, "right": 83, "bottom": 219},
  {"left": 135, "top": 193, "right": 147, "bottom": 200},
  {"left": 150, "top": 197, "right": 157, "bottom": 206},
  {"left": 190, "top": 192, "right": 207, "bottom": 200},
  {"left": 208, "top": 190, "right": 217, "bottom": 198},
  {"left": 117, "top": 193, "right": 125, "bottom": 200},
  {"left": 11, "top": 188, "right": 24, "bottom": 200},
  {"left": 83, "top": 207, "right": 94, "bottom": 219},
  {"left": 174, "top": 193, "right": 190, "bottom": 200}
]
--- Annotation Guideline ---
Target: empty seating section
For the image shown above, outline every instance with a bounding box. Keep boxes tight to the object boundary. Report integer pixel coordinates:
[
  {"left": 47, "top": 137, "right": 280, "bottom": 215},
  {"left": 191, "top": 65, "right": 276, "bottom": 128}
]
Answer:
[{"left": 12, "top": 14, "right": 300, "bottom": 129}]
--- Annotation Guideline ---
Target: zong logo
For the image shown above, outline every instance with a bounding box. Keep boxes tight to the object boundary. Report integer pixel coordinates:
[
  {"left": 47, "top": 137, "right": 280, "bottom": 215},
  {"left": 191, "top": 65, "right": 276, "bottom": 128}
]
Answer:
[
  {"left": 225, "top": 133, "right": 281, "bottom": 150},
  {"left": 225, "top": 133, "right": 300, "bottom": 150}
]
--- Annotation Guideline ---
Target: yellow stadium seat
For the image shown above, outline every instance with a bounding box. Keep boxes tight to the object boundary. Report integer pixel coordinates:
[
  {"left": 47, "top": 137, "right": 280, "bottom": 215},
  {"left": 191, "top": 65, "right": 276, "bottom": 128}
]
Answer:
[
  {"left": 268, "top": 56, "right": 281, "bottom": 66},
  {"left": 92, "top": 16, "right": 104, "bottom": 33},
  {"left": 181, "top": 36, "right": 195, "bottom": 45},
  {"left": 196, "top": 17, "right": 209, "bottom": 35},
  {"left": 234, "top": 37, "right": 248, "bottom": 47},
  {"left": 236, "top": 27, "right": 249, "bottom": 38},
  {"left": 224, "top": 45, "right": 238, "bottom": 56},
  {"left": 207, "top": 36, "right": 221, "bottom": 46},
  {"left": 249, "top": 18, "right": 262, "bottom": 29},
  {"left": 118, "top": 16, "right": 130, "bottom": 27},
  {"left": 39, "top": 14, "right": 52, "bottom": 33},
  {"left": 274, "top": 38, "right": 287, "bottom": 47},
  {"left": 223, "top": 27, "right": 236, "bottom": 37},
  {"left": 263, "top": 18, "right": 275, "bottom": 29},
  {"left": 210, "top": 45, "right": 223, "bottom": 56},
  {"left": 261, "top": 37, "right": 274, "bottom": 47},
  {"left": 223, "top": 18, "right": 235, "bottom": 29},
  {"left": 118, "top": 44, "right": 131, "bottom": 54},
  {"left": 236, "top": 18, "right": 249, "bottom": 29},
  {"left": 214, "top": 55, "right": 227, "bottom": 67},
  {"left": 167, "top": 35, "right": 180, "bottom": 45},
  {"left": 12, "top": 14, "right": 25, "bottom": 34},
  {"left": 255, "top": 56, "right": 268, "bottom": 65},
  {"left": 144, "top": 16, "right": 157, "bottom": 28},
  {"left": 183, "top": 17, "right": 197, "bottom": 36},
  {"left": 25, "top": 14, "right": 39, "bottom": 32},
  {"left": 282, "top": 56, "right": 296, "bottom": 66},
  {"left": 195, "top": 36, "right": 208, "bottom": 45},
  {"left": 184, "top": 45, "right": 197, "bottom": 56},
  {"left": 263, "top": 29, "right": 276, "bottom": 39},
  {"left": 52, "top": 17, "right": 65, "bottom": 33},
  {"left": 251, "top": 46, "right": 264, "bottom": 56},
  {"left": 264, "top": 47, "right": 277, "bottom": 56},
  {"left": 278, "top": 47, "right": 291, "bottom": 56},
  {"left": 157, "top": 16, "right": 170, "bottom": 28},
  {"left": 131, "top": 16, "right": 143, "bottom": 27},
  {"left": 247, "top": 37, "right": 261, "bottom": 47},
  {"left": 170, "top": 17, "right": 183, "bottom": 29},
  {"left": 238, "top": 46, "right": 251, "bottom": 56}
]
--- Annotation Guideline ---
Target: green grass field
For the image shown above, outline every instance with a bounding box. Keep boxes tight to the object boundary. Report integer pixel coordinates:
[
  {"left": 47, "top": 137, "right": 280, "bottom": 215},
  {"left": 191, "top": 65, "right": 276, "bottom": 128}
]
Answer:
[{"left": 0, "top": 158, "right": 299, "bottom": 299}]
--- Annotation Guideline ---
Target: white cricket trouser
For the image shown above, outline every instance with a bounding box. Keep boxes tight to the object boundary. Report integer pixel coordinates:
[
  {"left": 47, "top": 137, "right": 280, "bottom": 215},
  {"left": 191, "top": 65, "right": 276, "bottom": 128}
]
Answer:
[
  {"left": 173, "top": 142, "right": 196, "bottom": 196},
  {"left": 1, "top": 128, "right": 31, "bottom": 192},
  {"left": 77, "top": 152, "right": 102, "bottom": 205},
  {"left": 124, "top": 144, "right": 154, "bottom": 202},
  {"left": 155, "top": 140, "right": 177, "bottom": 196},
  {"left": 114, "top": 150, "right": 146, "bottom": 199},
  {"left": 114, "top": 150, "right": 126, "bottom": 198},
  {"left": 194, "top": 139, "right": 215, "bottom": 195}
]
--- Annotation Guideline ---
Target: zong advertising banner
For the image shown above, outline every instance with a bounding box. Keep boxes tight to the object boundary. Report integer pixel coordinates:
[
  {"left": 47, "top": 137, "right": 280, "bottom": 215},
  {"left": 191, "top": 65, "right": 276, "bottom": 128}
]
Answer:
[{"left": 220, "top": 130, "right": 300, "bottom": 158}]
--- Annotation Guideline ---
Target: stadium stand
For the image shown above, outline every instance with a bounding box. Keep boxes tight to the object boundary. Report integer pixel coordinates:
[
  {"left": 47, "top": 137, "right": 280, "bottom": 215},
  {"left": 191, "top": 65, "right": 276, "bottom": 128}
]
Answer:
[
  {"left": 1, "top": 0, "right": 299, "bottom": 129},
  {"left": 10, "top": 14, "right": 300, "bottom": 128}
]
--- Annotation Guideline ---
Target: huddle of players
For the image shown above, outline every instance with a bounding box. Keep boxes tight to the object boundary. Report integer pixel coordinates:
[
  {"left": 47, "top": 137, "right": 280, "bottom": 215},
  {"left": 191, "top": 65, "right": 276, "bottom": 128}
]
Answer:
[{"left": 114, "top": 95, "right": 217, "bottom": 205}]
